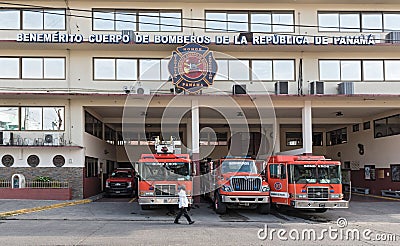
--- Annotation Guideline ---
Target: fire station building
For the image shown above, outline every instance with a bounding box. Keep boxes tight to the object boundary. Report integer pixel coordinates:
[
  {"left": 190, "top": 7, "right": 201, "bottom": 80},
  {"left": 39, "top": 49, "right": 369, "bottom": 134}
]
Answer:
[{"left": 1, "top": 0, "right": 400, "bottom": 199}]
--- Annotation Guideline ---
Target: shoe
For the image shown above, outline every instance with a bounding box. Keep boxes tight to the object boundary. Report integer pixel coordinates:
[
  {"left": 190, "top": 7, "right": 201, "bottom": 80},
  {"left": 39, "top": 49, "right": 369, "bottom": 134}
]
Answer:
[
  {"left": 174, "top": 221, "right": 180, "bottom": 224},
  {"left": 188, "top": 221, "right": 195, "bottom": 225}
]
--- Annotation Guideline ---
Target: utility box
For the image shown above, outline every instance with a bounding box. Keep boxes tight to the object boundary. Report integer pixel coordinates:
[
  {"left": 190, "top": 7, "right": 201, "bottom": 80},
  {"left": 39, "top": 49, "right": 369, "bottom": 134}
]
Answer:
[{"left": 11, "top": 174, "right": 26, "bottom": 188}]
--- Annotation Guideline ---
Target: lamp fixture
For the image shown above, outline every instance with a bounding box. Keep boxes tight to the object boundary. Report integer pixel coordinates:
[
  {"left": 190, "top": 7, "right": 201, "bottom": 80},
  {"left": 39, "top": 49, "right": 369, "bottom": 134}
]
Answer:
[{"left": 335, "top": 111, "right": 343, "bottom": 117}]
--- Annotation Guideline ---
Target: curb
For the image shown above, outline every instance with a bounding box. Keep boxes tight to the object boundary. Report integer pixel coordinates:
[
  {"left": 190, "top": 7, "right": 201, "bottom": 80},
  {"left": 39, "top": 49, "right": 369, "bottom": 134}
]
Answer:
[
  {"left": 352, "top": 192, "right": 400, "bottom": 201},
  {"left": 0, "top": 199, "right": 92, "bottom": 219}
]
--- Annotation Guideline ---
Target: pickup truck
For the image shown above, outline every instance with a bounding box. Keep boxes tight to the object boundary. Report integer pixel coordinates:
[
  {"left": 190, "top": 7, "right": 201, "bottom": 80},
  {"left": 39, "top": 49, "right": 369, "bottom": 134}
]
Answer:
[{"left": 105, "top": 168, "right": 136, "bottom": 197}]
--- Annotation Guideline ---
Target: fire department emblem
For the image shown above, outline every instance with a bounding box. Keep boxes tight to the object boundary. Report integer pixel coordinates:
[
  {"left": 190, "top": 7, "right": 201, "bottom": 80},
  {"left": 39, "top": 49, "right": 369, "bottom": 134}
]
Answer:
[
  {"left": 274, "top": 182, "right": 282, "bottom": 191},
  {"left": 168, "top": 43, "right": 218, "bottom": 93}
]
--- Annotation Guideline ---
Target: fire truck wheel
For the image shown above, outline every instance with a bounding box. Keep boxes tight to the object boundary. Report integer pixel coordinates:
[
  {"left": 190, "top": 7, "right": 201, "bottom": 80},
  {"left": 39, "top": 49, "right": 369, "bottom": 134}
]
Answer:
[
  {"left": 141, "top": 205, "right": 151, "bottom": 210},
  {"left": 314, "top": 208, "right": 328, "bottom": 213},
  {"left": 258, "top": 203, "right": 271, "bottom": 214},
  {"left": 214, "top": 193, "right": 227, "bottom": 214}
]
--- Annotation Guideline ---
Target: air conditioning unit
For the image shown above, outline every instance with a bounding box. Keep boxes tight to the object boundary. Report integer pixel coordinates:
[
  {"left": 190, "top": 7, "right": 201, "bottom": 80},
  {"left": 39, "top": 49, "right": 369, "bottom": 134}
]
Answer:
[
  {"left": 123, "top": 85, "right": 150, "bottom": 95},
  {"left": 44, "top": 133, "right": 65, "bottom": 146},
  {"left": 1, "top": 132, "right": 12, "bottom": 145},
  {"left": 338, "top": 82, "right": 354, "bottom": 95},
  {"left": 274, "top": 81, "right": 288, "bottom": 95},
  {"left": 385, "top": 32, "right": 400, "bottom": 43},
  {"left": 232, "top": 84, "right": 247, "bottom": 95},
  {"left": 136, "top": 86, "right": 150, "bottom": 95},
  {"left": 121, "top": 30, "right": 135, "bottom": 43},
  {"left": 309, "top": 81, "right": 324, "bottom": 95}
]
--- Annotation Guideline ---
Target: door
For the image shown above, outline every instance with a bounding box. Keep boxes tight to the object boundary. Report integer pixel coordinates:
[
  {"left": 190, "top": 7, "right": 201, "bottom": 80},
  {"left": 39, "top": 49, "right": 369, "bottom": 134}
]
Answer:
[{"left": 268, "top": 163, "right": 289, "bottom": 205}]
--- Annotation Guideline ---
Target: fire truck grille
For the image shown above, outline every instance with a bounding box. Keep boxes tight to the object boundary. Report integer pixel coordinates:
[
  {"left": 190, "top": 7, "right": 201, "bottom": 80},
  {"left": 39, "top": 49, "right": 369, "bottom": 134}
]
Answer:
[
  {"left": 307, "top": 187, "right": 329, "bottom": 200},
  {"left": 231, "top": 177, "right": 262, "bottom": 191},
  {"left": 155, "top": 184, "right": 176, "bottom": 196},
  {"left": 110, "top": 182, "right": 128, "bottom": 188}
]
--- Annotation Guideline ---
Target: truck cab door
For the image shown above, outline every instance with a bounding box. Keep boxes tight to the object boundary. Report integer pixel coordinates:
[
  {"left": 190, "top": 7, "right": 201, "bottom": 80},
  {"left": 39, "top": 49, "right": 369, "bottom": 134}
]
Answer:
[{"left": 268, "top": 163, "right": 289, "bottom": 205}]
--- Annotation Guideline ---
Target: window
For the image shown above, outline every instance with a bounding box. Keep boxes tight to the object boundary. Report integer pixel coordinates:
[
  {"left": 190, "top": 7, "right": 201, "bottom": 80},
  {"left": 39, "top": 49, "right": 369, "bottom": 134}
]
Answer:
[
  {"left": 199, "top": 131, "right": 228, "bottom": 146},
  {"left": 318, "top": 13, "right": 339, "bottom": 32},
  {"left": 0, "top": 8, "right": 65, "bottom": 30},
  {"left": 362, "top": 13, "right": 382, "bottom": 32},
  {"left": 93, "top": 9, "right": 182, "bottom": 32},
  {"left": 326, "top": 127, "right": 347, "bottom": 146},
  {"left": 363, "top": 121, "right": 371, "bottom": 130},
  {"left": 363, "top": 60, "right": 384, "bottom": 81},
  {"left": 285, "top": 132, "right": 323, "bottom": 146},
  {"left": 0, "top": 57, "right": 65, "bottom": 79},
  {"left": 374, "top": 114, "right": 400, "bottom": 138},
  {"left": 384, "top": 13, "right": 400, "bottom": 32},
  {"left": 217, "top": 59, "right": 294, "bottom": 81},
  {"left": 85, "top": 157, "right": 99, "bottom": 178},
  {"left": 352, "top": 124, "right": 360, "bottom": 132},
  {"left": 93, "top": 58, "right": 137, "bottom": 80},
  {"left": 318, "top": 11, "right": 400, "bottom": 32},
  {"left": 340, "top": 13, "right": 360, "bottom": 32},
  {"left": 252, "top": 59, "right": 295, "bottom": 81},
  {"left": 312, "top": 132, "right": 323, "bottom": 146},
  {"left": 391, "top": 164, "right": 400, "bottom": 182},
  {"left": 319, "top": 59, "right": 400, "bottom": 81},
  {"left": 0, "top": 107, "right": 19, "bottom": 130},
  {"left": 205, "top": 11, "right": 294, "bottom": 33},
  {"left": 85, "top": 111, "right": 103, "bottom": 139},
  {"left": 21, "top": 107, "right": 64, "bottom": 131},
  {"left": 139, "top": 59, "right": 169, "bottom": 80},
  {"left": 105, "top": 125, "right": 116, "bottom": 145},
  {"left": 286, "top": 132, "right": 302, "bottom": 146},
  {"left": 269, "top": 164, "right": 286, "bottom": 179},
  {"left": 0, "top": 9, "right": 20, "bottom": 29},
  {"left": 384, "top": 60, "right": 400, "bottom": 81}
]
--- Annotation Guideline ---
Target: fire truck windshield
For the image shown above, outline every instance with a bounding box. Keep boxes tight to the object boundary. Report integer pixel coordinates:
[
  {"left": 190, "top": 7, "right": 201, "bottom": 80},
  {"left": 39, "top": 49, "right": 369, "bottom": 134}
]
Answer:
[
  {"left": 288, "top": 164, "right": 341, "bottom": 184},
  {"left": 221, "top": 160, "right": 257, "bottom": 174},
  {"left": 317, "top": 165, "right": 341, "bottom": 184},
  {"left": 140, "top": 162, "right": 190, "bottom": 181}
]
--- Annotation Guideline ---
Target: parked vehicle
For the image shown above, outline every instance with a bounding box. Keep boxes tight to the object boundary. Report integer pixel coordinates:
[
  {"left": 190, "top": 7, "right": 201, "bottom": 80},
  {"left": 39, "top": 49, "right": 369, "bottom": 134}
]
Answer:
[
  {"left": 266, "top": 155, "right": 349, "bottom": 212},
  {"left": 105, "top": 168, "right": 135, "bottom": 197},
  {"left": 200, "top": 156, "right": 271, "bottom": 214},
  {"left": 136, "top": 137, "right": 194, "bottom": 210}
]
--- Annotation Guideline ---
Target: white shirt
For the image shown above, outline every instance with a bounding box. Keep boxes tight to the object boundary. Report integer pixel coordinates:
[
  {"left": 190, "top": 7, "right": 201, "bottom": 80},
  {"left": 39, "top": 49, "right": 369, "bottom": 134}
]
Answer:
[{"left": 178, "top": 189, "right": 189, "bottom": 208}]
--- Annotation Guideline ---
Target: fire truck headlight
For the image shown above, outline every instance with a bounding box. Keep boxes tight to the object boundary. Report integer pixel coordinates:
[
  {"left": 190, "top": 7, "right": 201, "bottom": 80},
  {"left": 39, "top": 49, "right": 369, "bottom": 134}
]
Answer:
[
  {"left": 106, "top": 181, "right": 110, "bottom": 188},
  {"left": 127, "top": 182, "right": 132, "bottom": 188},
  {"left": 222, "top": 185, "right": 232, "bottom": 192},
  {"left": 330, "top": 194, "right": 341, "bottom": 199},
  {"left": 296, "top": 194, "right": 308, "bottom": 199},
  {"left": 261, "top": 186, "right": 270, "bottom": 192}
]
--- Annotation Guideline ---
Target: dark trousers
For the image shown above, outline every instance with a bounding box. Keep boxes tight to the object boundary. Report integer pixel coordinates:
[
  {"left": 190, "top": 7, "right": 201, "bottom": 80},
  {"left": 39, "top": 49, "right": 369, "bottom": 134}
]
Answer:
[{"left": 174, "top": 207, "right": 192, "bottom": 223}]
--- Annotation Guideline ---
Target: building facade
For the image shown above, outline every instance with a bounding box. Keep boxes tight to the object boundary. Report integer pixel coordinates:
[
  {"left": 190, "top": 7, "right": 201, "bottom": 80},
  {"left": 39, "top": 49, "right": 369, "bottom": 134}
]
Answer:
[{"left": 1, "top": 0, "right": 400, "bottom": 199}]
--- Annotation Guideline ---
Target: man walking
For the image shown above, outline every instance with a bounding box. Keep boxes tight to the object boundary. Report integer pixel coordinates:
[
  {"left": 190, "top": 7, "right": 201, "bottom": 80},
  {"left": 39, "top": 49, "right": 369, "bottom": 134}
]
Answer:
[{"left": 174, "top": 186, "right": 194, "bottom": 225}]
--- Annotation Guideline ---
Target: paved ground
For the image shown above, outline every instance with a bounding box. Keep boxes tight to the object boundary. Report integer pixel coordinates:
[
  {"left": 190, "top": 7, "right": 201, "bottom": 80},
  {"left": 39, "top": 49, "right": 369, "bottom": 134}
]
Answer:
[{"left": 0, "top": 194, "right": 399, "bottom": 245}]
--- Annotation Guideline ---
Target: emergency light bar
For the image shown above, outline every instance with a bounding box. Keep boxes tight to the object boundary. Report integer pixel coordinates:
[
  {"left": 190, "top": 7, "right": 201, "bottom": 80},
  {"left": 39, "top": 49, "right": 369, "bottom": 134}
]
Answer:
[{"left": 223, "top": 156, "right": 252, "bottom": 159}]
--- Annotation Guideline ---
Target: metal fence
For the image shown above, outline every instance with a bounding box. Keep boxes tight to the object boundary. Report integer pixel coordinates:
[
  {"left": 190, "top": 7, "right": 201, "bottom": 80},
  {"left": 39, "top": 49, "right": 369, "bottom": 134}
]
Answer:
[
  {"left": 0, "top": 180, "right": 11, "bottom": 188},
  {"left": 26, "top": 181, "right": 69, "bottom": 189},
  {"left": 0, "top": 180, "right": 69, "bottom": 189}
]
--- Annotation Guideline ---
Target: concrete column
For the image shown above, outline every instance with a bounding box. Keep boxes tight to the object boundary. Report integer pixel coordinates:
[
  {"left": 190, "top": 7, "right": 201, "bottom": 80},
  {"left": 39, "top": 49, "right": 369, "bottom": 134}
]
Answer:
[
  {"left": 191, "top": 100, "right": 201, "bottom": 203},
  {"left": 273, "top": 120, "right": 281, "bottom": 154},
  {"left": 302, "top": 101, "right": 313, "bottom": 155}
]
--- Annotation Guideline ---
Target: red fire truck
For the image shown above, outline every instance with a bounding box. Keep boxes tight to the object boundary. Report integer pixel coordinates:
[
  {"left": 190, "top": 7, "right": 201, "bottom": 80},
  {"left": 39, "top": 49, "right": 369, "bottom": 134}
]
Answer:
[
  {"left": 201, "top": 156, "right": 271, "bottom": 214},
  {"left": 267, "top": 155, "right": 349, "bottom": 212},
  {"left": 136, "top": 138, "right": 193, "bottom": 210}
]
